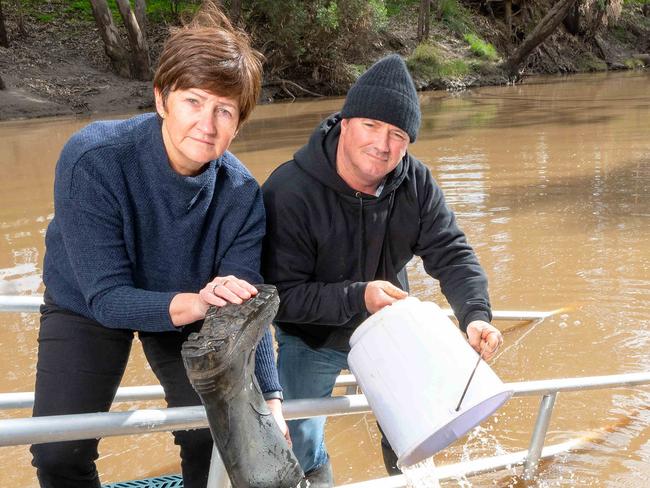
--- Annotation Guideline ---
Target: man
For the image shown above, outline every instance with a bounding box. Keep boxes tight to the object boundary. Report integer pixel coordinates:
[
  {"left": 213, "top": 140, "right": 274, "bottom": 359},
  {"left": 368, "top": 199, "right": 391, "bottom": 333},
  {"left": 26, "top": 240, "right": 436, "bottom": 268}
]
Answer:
[{"left": 262, "top": 54, "right": 503, "bottom": 486}]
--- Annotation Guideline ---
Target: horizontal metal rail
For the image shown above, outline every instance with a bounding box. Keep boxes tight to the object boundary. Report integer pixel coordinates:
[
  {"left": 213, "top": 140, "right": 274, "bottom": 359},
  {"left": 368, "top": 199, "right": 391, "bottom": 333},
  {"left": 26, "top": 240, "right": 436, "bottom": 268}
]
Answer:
[
  {"left": 337, "top": 438, "right": 585, "bottom": 487},
  {"left": 2, "top": 372, "right": 648, "bottom": 447},
  {"left": 0, "top": 297, "right": 621, "bottom": 485},
  {"left": 0, "top": 395, "right": 372, "bottom": 447},
  {"left": 5, "top": 371, "right": 648, "bottom": 411},
  {"left": 0, "top": 374, "right": 359, "bottom": 410},
  {"left": 0, "top": 295, "right": 43, "bottom": 312},
  {"left": 441, "top": 308, "right": 560, "bottom": 322},
  {"left": 0, "top": 294, "right": 556, "bottom": 321}
]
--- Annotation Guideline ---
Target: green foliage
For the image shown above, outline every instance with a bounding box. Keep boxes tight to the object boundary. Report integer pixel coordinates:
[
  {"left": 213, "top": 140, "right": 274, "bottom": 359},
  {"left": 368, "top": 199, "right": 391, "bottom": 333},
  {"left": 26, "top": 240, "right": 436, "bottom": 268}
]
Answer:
[
  {"left": 438, "top": 0, "right": 470, "bottom": 34},
  {"left": 30, "top": 0, "right": 201, "bottom": 23},
  {"left": 407, "top": 43, "right": 473, "bottom": 81},
  {"left": 624, "top": 58, "right": 646, "bottom": 68},
  {"left": 609, "top": 24, "right": 635, "bottom": 42},
  {"left": 439, "top": 58, "right": 471, "bottom": 77},
  {"left": 239, "top": 0, "right": 388, "bottom": 87},
  {"left": 463, "top": 33, "right": 498, "bottom": 61},
  {"left": 348, "top": 63, "right": 367, "bottom": 79},
  {"left": 66, "top": 0, "right": 95, "bottom": 20},
  {"left": 316, "top": 2, "right": 339, "bottom": 31},
  {"left": 385, "top": 0, "right": 419, "bottom": 17},
  {"left": 576, "top": 52, "right": 608, "bottom": 71},
  {"left": 406, "top": 43, "right": 442, "bottom": 78},
  {"left": 369, "top": 0, "right": 389, "bottom": 28},
  {"left": 35, "top": 13, "right": 55, "bottom": 22}
]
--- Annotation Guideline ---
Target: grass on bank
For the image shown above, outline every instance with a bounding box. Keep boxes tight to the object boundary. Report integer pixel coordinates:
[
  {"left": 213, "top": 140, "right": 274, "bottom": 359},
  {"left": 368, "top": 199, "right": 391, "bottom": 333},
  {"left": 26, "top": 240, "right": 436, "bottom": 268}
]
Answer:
[
  {"left": 407, "top": 43, "right": 476, "bottom": 80},
  {"left": 20, "top": 0, "right": 200, "bottom": 24},
  {"left": 439, "top": 0, "right": 472, "bottom": 34},
  {"left": 576, "top": 51, "right": 608, "bottom": 71},
  {"left": 624, "top": 58, "right": 647, "bottom": 69},
  {"left": 463, "top": 33, "right": 498, "bottom": 61}
]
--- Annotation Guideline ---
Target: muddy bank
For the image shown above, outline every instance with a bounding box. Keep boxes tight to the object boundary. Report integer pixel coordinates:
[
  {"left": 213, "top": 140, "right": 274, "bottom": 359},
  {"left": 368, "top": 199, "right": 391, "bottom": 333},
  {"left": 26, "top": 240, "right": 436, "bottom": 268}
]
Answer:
[{"left": 0, "top": 2, "right": 648, "bottom": 122}]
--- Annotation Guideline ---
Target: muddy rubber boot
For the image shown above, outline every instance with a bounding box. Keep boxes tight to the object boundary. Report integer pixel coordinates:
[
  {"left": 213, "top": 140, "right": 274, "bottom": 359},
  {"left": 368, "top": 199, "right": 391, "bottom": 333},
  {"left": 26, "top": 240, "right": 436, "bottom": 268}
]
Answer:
[
  {"left": 182, "top": 284, "right": 304, "bottom": 488},
  {"left": 305, "top": 458, "right": 334, "bottom": 488}
]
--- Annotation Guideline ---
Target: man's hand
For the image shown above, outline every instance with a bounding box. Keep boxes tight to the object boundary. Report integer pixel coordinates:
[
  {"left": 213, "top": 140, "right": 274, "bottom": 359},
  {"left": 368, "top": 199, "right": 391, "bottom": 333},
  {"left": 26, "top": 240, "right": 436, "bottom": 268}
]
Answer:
[
  {"left": 466, "top": 320, "right": 503, "bottom": 361},
  {"left": 364, "top": 280, "right": 408, "bottom": 314},
  {"left": 266, "top": 398, "right": 291, "bottom": 447}
]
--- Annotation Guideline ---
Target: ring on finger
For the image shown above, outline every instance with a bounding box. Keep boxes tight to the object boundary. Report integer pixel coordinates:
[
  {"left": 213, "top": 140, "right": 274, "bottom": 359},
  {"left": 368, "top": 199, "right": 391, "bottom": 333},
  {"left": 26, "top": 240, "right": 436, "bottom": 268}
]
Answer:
[{"left": 212, "top": 280, "right": 230, "bottom": 295}]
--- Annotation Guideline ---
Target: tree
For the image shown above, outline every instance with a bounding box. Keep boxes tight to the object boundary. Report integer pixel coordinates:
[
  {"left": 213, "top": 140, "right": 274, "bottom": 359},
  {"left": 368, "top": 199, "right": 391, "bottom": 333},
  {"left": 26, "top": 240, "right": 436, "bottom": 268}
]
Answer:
[
  {"left": 89, "top": 0, "right": 131, "bottom": 77},
  {"left": 563, "top": 0, "right": 581, "bottom": 35},
  {"left": 505, "top": 0, "right": 512, "bottom": 38},
  {"left": 417, "top": 0, "right": 432, "bottom": 42},
  {"left": 135, "top": 0, "right": 147, "bottom": 32},
  {"left": 230, "top": 0, "right": 242, "bottom": 24},
  {"left": 0, "top": 0, "right": 9, "bottom": 47},
  {"left": 89, "top": 0, "right": 152, "bottom": 80},
  {"left": 115, "top": 0, "right": 151, "bottom": 80},
  {"left": 501, "top": 0, "right": 579, "bottom": 78}
]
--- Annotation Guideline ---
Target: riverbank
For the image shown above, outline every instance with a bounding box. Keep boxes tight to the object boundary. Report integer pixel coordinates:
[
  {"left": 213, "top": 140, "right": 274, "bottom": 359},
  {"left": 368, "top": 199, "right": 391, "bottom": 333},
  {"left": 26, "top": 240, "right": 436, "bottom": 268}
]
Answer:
[{"left": 0, "top": 1, "right": 648, "bottom": 121}]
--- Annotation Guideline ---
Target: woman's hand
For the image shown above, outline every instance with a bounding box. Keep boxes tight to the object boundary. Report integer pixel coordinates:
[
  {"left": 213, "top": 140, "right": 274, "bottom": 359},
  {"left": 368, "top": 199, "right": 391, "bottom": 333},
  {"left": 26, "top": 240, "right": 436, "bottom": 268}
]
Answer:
[
  {"left": 169, "top": 275, "right": 258, "bottom": 327},
  {"left": 199, "top": 275, "right": 258, "bottom": 307},
  {"left": 266, "top": 398, "right": 292, "bottom": 447}
]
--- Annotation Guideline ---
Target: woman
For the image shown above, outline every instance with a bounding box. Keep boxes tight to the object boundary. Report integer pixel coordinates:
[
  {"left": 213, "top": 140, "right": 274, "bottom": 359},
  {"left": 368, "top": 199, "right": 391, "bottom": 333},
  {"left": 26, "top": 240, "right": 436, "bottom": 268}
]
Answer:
[{"left": 30, "top": 7, "right": 286, "bottom": 488}]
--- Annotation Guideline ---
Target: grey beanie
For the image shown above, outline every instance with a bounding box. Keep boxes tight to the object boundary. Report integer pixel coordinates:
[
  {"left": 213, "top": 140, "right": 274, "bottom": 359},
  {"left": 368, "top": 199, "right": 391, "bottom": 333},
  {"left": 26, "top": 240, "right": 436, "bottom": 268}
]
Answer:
[{"left": 341, "top": 54, "right": 421, "bottom": 142}]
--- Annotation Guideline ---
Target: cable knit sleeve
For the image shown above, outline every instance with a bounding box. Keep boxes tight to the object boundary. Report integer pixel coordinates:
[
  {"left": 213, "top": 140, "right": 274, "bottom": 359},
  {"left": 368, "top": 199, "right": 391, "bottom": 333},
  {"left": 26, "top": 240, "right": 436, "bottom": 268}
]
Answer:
[{"left": 54, "top": 149, "right": 177, "bottom": 332}]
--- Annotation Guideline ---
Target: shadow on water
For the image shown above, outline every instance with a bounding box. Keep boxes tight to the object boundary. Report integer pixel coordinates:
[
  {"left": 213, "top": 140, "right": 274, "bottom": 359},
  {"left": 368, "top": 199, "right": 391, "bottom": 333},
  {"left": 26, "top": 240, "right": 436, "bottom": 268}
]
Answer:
[
  {"left": 420, "top": 99, "right": 623, "bottom": 141},
  {"left": 485, "top": 156, "right": 650, "bottom": 226}
]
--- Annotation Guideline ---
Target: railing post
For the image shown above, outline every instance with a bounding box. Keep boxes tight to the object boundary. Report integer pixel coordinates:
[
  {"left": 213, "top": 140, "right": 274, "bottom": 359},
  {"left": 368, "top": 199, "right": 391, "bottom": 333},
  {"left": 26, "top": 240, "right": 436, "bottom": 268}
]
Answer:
[
  {"left": 523, "top": 392, "right": 557, "bottom": 480},
  {"left": 207, "top": 443, "right": 231, "bottom": 488}
]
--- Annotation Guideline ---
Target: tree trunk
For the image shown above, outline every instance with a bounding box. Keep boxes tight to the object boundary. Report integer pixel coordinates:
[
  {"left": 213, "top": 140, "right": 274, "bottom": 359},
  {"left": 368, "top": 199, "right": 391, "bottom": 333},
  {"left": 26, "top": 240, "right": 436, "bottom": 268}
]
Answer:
[
  {"left": 15, "top": 0, "right": 27, "bottom": 36},
  {"left": 0, "top": 74, "right": 6, "bottom": 90},
  {"left": 424, "top": 0, "right": 431, "bottom": 40},
  {"left": 505, "top": 0, "right": 512, "bottom": 39},
  {"left": 501, "top": 0, "right": 578, "bottom": 78},
  {"left": 586, "top": 4, "right": 607, "bottom": 41},
  {"left": 89, "top": 0, "right": 132, "bottom": 78},
  {"left": 135, "top": 0, "right": 147, "bottom": 33},
  {"left": 0, "top": 0, "right": 9, "bottom": 47},
  {"left": 116, "top": 0, "right": 152, "bottom": 80},
  {"left": 417, "top": 0, "right": 431, "bottom": 42},
  {"left": 230, "top": 0, "right": 242, "bottom": 24},
  {"left": 563, "top": 0, "right": 580, "bottom": 35}
]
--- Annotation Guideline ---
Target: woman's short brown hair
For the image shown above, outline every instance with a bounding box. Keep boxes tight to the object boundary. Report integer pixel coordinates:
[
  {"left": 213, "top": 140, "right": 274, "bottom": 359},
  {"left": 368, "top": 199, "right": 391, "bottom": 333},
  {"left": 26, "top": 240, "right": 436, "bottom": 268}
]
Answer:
[{"left": 153, "top": 6, "right": 263, "bottom": 127}]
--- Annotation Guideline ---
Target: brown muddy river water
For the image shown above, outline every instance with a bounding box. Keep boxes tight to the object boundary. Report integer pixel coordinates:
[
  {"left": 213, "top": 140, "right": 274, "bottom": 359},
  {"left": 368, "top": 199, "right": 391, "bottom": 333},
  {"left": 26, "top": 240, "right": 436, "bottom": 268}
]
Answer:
[{"left": 1, "top": 71, "right": 649, "bottom": 487}]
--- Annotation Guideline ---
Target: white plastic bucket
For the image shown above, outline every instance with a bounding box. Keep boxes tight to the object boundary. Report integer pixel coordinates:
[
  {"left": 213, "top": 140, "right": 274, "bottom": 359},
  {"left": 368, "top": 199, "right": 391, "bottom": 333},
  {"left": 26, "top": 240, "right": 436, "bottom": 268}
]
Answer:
[{"left": 348, "top": 297, "right": 513, "bottom": 467}]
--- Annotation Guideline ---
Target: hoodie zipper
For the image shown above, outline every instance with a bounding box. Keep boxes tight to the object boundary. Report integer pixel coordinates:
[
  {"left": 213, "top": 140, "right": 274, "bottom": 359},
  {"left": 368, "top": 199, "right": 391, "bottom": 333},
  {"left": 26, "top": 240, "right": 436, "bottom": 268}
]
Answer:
[{"left": 355, "top": 192, "right": 365, "bottom": 281}]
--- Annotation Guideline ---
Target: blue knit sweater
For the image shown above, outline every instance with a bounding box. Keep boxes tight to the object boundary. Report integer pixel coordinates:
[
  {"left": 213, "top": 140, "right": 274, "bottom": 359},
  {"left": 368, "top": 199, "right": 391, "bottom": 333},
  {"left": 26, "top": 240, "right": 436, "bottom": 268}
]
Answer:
[{"left": 43, "top": 113, "right": 280, "bottom": 392}]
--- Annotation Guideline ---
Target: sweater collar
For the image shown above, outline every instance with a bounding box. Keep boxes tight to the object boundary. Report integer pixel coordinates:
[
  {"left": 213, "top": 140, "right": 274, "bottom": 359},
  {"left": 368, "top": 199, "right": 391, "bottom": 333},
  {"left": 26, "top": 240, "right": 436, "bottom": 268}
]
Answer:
[{"left": 138, "top": 114, "right": 218, "bottom": 212}]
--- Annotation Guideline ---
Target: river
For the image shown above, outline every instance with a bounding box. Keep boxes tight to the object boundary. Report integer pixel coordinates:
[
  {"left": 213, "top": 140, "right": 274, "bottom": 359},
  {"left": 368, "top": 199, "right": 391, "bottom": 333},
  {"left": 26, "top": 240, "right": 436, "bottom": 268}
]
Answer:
[{"left": 1, "top": 71, "right": 649, "bottom": 487}]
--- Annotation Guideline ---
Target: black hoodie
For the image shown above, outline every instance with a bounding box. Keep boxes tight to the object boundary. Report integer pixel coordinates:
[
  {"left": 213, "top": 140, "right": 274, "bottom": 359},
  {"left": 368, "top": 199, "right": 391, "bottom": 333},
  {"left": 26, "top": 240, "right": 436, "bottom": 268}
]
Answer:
[{"left": 262, "top": 114, "right": 491, "bottom": 351}]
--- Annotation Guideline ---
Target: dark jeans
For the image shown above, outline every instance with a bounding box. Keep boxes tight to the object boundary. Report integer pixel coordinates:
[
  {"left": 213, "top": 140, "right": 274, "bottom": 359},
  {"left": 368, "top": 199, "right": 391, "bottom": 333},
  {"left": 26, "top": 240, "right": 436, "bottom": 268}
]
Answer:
[{"left": 30, "top": 303, "right": 213, "bottom": 488}]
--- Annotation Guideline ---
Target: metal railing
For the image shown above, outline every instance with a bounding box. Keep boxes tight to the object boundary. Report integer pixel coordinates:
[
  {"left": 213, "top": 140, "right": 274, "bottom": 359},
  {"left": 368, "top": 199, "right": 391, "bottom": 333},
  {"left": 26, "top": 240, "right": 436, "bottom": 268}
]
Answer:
[
  {"left": 3, "top": 296, "right": 647, "bottom": 486},
  {"left": 0, "top": 294, "right": 560, "bottom": 320},
  {"left": 3, "top": 371, "right": 649, "bottom": 486}
]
